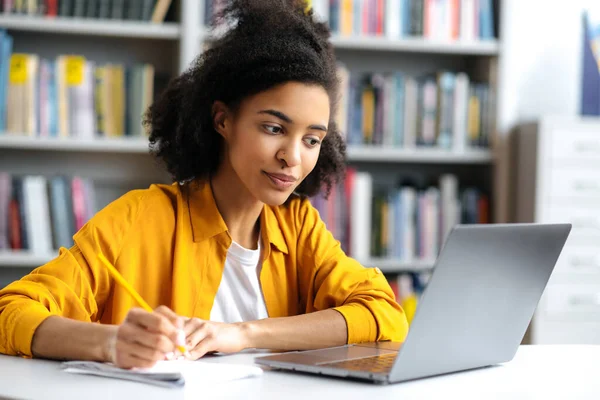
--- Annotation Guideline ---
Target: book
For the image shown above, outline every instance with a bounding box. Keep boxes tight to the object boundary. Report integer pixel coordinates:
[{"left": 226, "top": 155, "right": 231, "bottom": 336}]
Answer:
[
  {"left": 0, "top": 172, "right": 9, "bottom": 249},
  {"left": 1, "top": 173, "right": 96, "bottom": 251},
  {"left": 22, "top": 175, "right": 53, "bottom": 254},
  {"left": 310, "top": 170, "right": 489, "bottom": 262},
  {"left": 61, "top": 359, "right": 263, "bottom": 389},
  {"left": 581, "top": 8, "right": 600, "bottom": 116},
  {"left": 3, "top": 51, "right": 156, "bottom": 138},
  {"left": 150, "top": 0, "right": 171, "bottom": 23},
  {"left": 339, "top": 67, "right": 491, "bottom": 150}
]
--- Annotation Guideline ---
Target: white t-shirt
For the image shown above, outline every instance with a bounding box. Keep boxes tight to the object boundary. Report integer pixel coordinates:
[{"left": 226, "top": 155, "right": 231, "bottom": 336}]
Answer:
[{"left": 209, "top": 238, "right": 269, "bottom": 323}]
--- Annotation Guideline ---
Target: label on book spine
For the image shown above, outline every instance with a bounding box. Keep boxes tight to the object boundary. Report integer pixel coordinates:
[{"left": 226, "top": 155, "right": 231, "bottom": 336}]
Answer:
[
  {"left": 65, "top": 56, "right": 85, "bottom": 86},
  {"left": 9, "top": 54, "right": 28, "bottom": 84}
]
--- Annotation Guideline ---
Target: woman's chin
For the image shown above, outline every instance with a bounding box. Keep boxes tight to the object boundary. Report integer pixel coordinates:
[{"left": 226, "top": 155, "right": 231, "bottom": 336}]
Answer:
[{"left": 257, "top": 189, "right": 295, "bottom": 206}]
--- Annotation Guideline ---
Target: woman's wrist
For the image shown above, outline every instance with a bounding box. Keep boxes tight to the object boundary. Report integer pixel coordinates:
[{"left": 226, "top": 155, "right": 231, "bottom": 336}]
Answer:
[
  {"left": 101, "top": 325, "right": 119, "bottom": 363},
  {"left": 238, "top": 320, "right": 259, "bottom": 350}
]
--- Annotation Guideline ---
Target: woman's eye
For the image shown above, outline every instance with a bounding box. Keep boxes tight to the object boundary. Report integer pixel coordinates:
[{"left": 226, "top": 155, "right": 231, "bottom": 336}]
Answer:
[
  {"left": 304, "top": 137, "right": 322, "bottom": 147},
  {"left": 264, "top": 125, "right": 282, "bottom": 134}
]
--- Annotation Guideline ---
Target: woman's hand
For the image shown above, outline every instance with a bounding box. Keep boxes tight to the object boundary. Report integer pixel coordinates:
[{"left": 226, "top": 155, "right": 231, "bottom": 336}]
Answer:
[
  {"left": 108, "top": 305, "right": 186, "bottom": 369},
  {"left": 183, "top": 318, "right": 249, "bottom": 359}
]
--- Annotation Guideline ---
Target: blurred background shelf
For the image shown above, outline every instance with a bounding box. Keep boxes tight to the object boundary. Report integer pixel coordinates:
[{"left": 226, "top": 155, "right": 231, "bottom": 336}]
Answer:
[
  {"left": 330, "top": 35, "right": 500, "bottom": 55},
  {"left": 346, "top": 146, "right": 493, "bottom": 164},
  {"left": 0, "top": 136, "right": 491, "bottom": 162},
  {"left": 0, "top": 15, "right": 181, "bottom": 39},
  {"left": 0, "top": 251, "right": 57, "bottom": 268},
  {"left": 0, "top": 251, "right": 437, "bottom": 272},
  {"left": 361, "top": 258, "right": 435, "bottom": 273},
  {"left": 0, "top": 0, "right": 501, "bottom": 309},
  {"left": 0, "top": 135, "right": 150, "bottom": 153},
  {"left": 203, "top": 31, "right": 500, "bottom": 55}
]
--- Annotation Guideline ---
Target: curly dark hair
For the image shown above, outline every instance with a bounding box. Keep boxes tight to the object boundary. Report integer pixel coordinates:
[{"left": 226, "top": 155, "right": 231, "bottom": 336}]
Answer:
[{"left": 144, "top": 0, "right": 346, "bottom": 198}]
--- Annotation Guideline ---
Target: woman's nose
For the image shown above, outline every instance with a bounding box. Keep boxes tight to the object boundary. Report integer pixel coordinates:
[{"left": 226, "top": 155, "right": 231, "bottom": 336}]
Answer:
[{"left": 277, "top": 140, "right": 302, "bottom": 168}]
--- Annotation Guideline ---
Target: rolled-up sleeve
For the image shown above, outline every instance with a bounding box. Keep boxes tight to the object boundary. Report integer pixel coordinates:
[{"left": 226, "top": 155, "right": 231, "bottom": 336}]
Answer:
[
  {"left": 296, "top": 198, "right": 408, "bottom": 343},
  {"left": 0, "top": 191, "right": 142, "bottom": 357},
  {"left": 0, "top": 245, "right": 108, "bottom": 357}
]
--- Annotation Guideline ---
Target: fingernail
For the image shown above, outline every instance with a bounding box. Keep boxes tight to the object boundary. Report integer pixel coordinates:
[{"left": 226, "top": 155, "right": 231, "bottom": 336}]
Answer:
[
  {"left": 165, "top": 352, "right": 174, "bottom": 360},
  {"left": 177, "top": 330, "right": 186, "bottom": 347}
]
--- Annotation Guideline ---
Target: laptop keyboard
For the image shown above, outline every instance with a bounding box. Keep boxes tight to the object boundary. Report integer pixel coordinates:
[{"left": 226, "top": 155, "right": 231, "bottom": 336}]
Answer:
[{"left": 321, "top": 353, "right": 396, "bottom": 373}]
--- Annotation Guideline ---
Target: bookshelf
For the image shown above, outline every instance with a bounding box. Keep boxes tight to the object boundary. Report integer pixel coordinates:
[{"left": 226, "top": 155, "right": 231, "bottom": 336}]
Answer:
[
  {"left": 0, "top": 251, "right": 437, "bottom": 273},
  {"left": 0, "top": 15, "right": 181, "bottom": 39},
  {"left": 202, "top": 31, "right": 500, "bottom": 56},
  {"left": 0, "top": 0, "right": 503, "bottom": 303},
  {"left": 360, "top": 257, "right": 435, "bottom": 273},
  {"left": 0, "top": 0, "right": 189, "bottom": 282},
  {"left": 0, "top": 251, "right": 436, "bottom": 273},
  {"left": 0, "top": 135, "right": 149, "bottom": 153},
  {"left": 329, "top": 35, "right": 500, "bottom": 55},
  {"left": 0, "top": 136, "right": 493, "bottom": 161},
  {"left": 345, "top": 146, "right": 493, "bottom": 163},
  {"left": 0, "top": 250, "right": 58, "bottom": 268}
]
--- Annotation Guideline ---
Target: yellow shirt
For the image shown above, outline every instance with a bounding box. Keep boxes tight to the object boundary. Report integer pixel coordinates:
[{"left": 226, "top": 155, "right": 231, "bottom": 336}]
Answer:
[{"left": 0, "top": 181, "right": 408, "bottom": 357}]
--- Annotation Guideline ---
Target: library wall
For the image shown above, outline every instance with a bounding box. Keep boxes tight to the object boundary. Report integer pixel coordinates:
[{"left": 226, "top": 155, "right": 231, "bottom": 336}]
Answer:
[{"left": 0, "top": 0, "right": 499, "bottom": 313}]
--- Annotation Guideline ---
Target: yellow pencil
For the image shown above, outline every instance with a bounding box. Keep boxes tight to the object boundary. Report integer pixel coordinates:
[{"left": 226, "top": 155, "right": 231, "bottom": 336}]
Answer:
[{"left": 98, "top": 253, "right": 187, "bottom": 355}]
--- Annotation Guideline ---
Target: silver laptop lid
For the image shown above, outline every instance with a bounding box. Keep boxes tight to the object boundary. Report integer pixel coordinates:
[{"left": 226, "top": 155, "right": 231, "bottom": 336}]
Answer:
[{"left": 390, "top": 223, "right": 571, "bottom": 382}]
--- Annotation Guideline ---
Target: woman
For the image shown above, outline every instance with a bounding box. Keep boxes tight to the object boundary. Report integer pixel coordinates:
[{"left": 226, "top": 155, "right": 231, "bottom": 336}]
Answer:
[{"left": 0, "top": 0, "right": 408, "bottom": 369}]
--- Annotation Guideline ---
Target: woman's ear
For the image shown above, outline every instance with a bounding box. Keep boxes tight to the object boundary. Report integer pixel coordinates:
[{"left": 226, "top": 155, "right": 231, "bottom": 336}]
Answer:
[{"left": 211, "top": 101, "right": 230, "bottom": 139}]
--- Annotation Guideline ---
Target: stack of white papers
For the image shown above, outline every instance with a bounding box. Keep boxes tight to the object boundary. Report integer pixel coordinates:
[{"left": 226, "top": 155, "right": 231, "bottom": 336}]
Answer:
[{"left": 62, "top": 359, "right": 263, "bottom": 388}]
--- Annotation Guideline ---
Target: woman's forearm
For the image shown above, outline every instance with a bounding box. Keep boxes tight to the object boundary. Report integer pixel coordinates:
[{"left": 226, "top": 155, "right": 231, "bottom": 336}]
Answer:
[
  {"left": 241, "top": 309, "right": 347, "bottom": 351},
  {"left": 31, "top": 315, "right": 116, "bottom": 362}
]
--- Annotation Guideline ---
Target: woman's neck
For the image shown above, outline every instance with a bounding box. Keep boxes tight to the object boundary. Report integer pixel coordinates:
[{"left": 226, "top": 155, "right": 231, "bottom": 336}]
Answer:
[{"left": 208, "top": 163, "right": 263, "bottom": 250}]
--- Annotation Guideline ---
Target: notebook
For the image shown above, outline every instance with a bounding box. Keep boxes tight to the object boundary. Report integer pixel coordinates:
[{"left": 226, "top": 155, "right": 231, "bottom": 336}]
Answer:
[{"left": 61, "top": 359, "right": 263, "bottom": 388}]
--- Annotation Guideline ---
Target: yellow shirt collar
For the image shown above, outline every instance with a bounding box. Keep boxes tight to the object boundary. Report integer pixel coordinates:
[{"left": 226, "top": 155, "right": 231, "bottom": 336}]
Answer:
[{"left": 185, "top": 180, "right": 289, "bottom": 254}]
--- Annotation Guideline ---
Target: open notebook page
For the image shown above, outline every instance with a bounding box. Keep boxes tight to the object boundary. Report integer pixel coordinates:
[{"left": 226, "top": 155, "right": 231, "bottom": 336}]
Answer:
[{"left": 62, "top": 359, "right": 264, "bottom": 388}]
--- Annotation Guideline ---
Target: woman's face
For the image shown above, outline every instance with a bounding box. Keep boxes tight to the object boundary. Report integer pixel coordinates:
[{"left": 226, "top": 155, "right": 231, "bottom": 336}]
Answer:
[{"left": 216, "top": 82, "right": 330, "bottom": 206}]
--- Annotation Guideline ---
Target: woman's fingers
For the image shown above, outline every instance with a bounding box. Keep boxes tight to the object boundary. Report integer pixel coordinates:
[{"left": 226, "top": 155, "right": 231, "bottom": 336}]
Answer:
[
  {"left": 181, "top": 320, "right": 246, "bottom": 361},
  {"left": 113, "top": 306, "right": 189, "bottom": 368},
  {"left": 116, "top": 338, "right": 167, "bottom": 363},
  {"left": 154, "top": 305, "right": 183, "bottom": 329},
  {"left": 125, "top": 307, "right": 180, "bottom": 343},
  {"left": 189, "top": 337, "right": 217, "bottom": 360},
  {"left": 183, "top": 317, "right": 201, "bottom": 336},
  {"left": 116, "top": 350, "right": 159, "bottom": 370},
  {"left": 118, "top": 320, "right": 175, "bottom": 354},
  {"left": 185, "top": 318, "right": 210, "bottom": 348},
  {"left": 186, "top": 320, "right": 220, "bottom": 360},
  {"left": 152, "top": 306, "right": 187, "bottom": 351}
]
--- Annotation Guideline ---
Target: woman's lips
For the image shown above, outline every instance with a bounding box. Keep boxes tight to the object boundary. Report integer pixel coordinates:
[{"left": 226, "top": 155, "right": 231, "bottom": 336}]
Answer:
[{"left": 263, "top": 172, "right": 297, "bottom": 189}]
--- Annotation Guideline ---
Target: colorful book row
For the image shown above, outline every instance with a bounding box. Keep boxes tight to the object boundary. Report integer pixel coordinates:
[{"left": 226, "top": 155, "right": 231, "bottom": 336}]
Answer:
[
  {"left": 310, "top": 169, "right": 488, "bottom": 262},
  {"left": 0, "top": 173, "right": 96, "bottom": 253}
]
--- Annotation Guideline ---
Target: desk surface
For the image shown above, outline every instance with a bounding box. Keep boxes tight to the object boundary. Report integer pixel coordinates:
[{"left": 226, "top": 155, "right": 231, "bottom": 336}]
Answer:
[{"left": 0, "top": 345, "right": 598, "bottom": 400}]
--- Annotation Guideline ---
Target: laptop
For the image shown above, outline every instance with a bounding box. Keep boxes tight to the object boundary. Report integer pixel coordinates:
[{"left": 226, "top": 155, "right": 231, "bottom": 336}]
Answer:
[{"left": 255, "top": 223, "right": 572, "bottom": 384}]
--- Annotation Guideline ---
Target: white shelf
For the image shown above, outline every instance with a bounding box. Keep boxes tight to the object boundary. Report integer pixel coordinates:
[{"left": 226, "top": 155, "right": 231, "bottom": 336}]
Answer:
[
  {"left": 330, "top": 35, "right": 500, "bottom": 55},
  {"left": 346, "top": 146, "right": 493, "bottom": 164},
  {"left": 0, "top": 137, "right": 492, "bottom": 163},
  {"left": 200, "top": 29, "right": 499, "bottom": 56},
  {"left": 360, "top": 257, "right": 435, "bottom": 273},
  {"left": 0, "top": 15, "right": 180, "bottom": 39},
  {"left": 0, "top": 251, "right": 56, "bottom": 268},
  {"left": 0, "top": 251, "right": 436, "bottom": 271},
  {"left": 0, "top": 135, "right": 150, "bottom": 153}
]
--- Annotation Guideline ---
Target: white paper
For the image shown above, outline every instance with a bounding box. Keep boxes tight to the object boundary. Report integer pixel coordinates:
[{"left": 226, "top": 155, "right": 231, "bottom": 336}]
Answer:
[{"left": 62, "top": 359, "right": 263, "bottom": 389}]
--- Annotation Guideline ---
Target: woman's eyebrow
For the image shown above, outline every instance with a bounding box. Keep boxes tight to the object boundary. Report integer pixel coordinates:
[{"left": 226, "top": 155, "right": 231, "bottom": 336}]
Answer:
[
  {"left": 258, "top": 109, "right": 327, "bottom": 131},
  {"left": 258, "top": 109, "right": 293, "bottom": 123}
]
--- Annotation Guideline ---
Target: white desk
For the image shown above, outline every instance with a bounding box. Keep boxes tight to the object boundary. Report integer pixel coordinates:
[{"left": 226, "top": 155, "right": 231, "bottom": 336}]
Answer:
[{"left": 0, "top": 345, "right": 598, "bottom": 399}]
